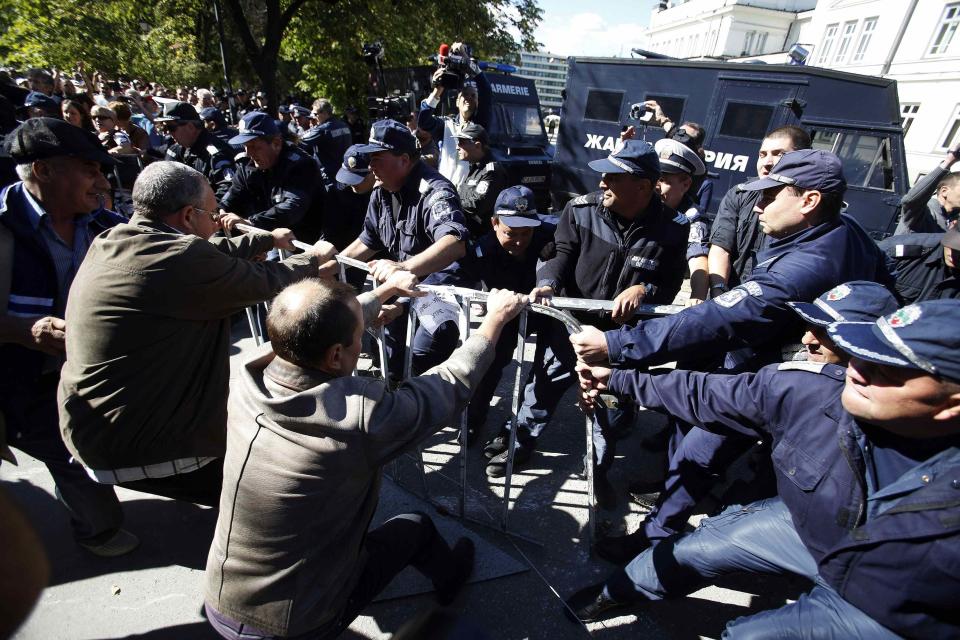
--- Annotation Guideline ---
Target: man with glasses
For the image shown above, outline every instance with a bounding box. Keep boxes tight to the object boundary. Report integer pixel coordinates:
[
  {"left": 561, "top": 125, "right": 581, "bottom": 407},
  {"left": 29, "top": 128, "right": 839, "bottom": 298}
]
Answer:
[
  {"left": 157, "top": 101, "right": 236, "bottom": 200},
  {"left": 58, "top": 161, "right": 338, "bottom": 507}
]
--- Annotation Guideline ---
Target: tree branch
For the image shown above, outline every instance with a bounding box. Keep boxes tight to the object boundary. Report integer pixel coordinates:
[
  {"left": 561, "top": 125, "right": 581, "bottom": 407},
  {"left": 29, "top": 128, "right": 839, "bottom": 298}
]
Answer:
[{"left": 221, "top": 0, "right": 262, "bottom": 61}]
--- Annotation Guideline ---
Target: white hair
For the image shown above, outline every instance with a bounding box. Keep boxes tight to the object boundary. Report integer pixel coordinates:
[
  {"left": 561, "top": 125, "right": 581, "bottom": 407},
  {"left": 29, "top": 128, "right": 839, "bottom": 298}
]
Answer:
[
  {"left": 132, "top": 161, "right": 208, "bottom": 220},
  {"left": 15, "top": 163, "right": 33, "bottom": 182}
]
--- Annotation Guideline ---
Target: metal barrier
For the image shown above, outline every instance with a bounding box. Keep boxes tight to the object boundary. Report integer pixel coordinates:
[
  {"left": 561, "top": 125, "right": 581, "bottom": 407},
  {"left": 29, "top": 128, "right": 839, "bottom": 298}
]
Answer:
[{"left": 235, "top": 225, "right": 683, "bottom": 543}]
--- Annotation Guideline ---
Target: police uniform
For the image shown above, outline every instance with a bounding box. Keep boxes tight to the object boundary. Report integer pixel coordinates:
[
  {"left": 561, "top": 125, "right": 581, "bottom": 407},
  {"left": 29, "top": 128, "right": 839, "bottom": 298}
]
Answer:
[
  {"left": 157, "top": 102, "right": 237, "bottom": 200},
  {"left": 453, "top": 123, "right": 509, "bottom": 238},
  {"left": 655, "top": 137, "right": 709, "bottom": 264},
  {"left": 571, "top": 300, "right": 960, "bottom": 639},
  {"left": 354, "top": 120, "right": 471, "bottom": 374},
  {"left": 302, "top": 116, "right": 353, "bottom": 180},
  {"left": 879, "top": 231, "right": 960, "bottom": 304},
  {"left": 220, "top": 113, "right": 325, "bottom": 243},
  {"left": 199, "top": 107, "right": 239, "bottom": 147}
]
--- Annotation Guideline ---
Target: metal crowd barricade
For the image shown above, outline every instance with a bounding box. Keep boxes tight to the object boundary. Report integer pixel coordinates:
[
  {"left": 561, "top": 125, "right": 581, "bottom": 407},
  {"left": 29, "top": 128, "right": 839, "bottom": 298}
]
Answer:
[{"left": 234, "top": 225, "right": 683, "bottom": 544}]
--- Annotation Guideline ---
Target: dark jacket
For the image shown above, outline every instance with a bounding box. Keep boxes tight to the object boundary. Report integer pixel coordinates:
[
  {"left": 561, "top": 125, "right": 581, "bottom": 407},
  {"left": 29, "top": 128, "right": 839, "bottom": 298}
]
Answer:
[
  {"left": 454, "top": 219, "right": 557, "bottom": 293},
  {"left": 219, "top": 144, "right": 325, "bottom": 243},
  {"left": 301, "top": 117, "right": 352, "bottom": 179},
  {"left": 608, "top": 362, "right": 960, "bottom": 639},
  {"left": 607, "top": 214, "right": 895, "bottom": 371},
  {"left": 536, "top": 191, "right": 689, "bottom": 311},
  {"left": 895, "top": 166, "right": 956, "bottom": 234},
  {"left": 707, "top": 181, "right": 766, "bottom": 286},
  {"left": 165, "top": 129, "right": 236, "bottom": 200},
  {"left": 879, "top": 232, "right": 960, "bottom": 304},
  {"left": 457, "top": 154, "right": 509, "bottom": 238}
]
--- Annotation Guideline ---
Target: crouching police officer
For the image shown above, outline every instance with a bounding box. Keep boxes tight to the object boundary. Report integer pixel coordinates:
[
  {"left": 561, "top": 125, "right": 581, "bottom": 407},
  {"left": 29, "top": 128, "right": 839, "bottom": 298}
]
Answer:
[
  {"left": 219, "top": 112, "right": 325, "bottom": 243},
  {"left": 879, "top": 225, "right": 960, "bottom": 304},
  {"left": 453, "top": 123, "right": 508, "bottom": 238},
  {"left": 157, "top": 102, "right": 236, "bottom": 200},
  {"left": 570, "top": 299, "right": 960, "bottom": 639}
]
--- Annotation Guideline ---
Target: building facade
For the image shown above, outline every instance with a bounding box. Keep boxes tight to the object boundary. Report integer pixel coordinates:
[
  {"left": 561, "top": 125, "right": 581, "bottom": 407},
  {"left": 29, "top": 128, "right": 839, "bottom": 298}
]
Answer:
[{"left": 516, "top": 50, "right": 568, "bottom": 111}]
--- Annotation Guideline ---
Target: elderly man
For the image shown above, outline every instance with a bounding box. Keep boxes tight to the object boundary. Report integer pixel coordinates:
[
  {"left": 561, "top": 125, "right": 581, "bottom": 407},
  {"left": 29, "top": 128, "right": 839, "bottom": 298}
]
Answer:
[
  {"left": 203, "top": 280, "right": 527, "bottom": 640},
  {"left": 570, "top": 299, "right": 960, "bottom": 639},
  {"left": 219, "top": 112, "right": 326, "bottom": 243},
  {"left": 58, "top": 162, "right": 336, "bottom": 507},
  {"left": 0, "top": 118, "right": 137, "bottom": 556}
]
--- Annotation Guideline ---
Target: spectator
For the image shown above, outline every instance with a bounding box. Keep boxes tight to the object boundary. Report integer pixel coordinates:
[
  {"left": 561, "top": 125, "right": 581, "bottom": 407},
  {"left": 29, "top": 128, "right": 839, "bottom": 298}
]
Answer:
[
  {"left": 108, "top": 100, "right": 150, "bottom": 152},
  {"left": 203, "top": 282, "right": 527, "bottom": 640},
  {"left": 0, "top": 118, "right": 137, "bottom": 557},
  {"left": 61, "top": 98, "right": 93, "bottom": 131},
  {"left": 58, "top": 162, "right": 337, "bottom": 506},
  {"left": 895, "top": 143, "right": 960, "bottom": 233},
  {"left": 26, "top": 68, "right": 54, "bottom": 96},
  {"left": 195, "top": 88, "right": 216, "bottom": 110},
  {"left": 879, "top": 226, "right": 960, "bottom": 303}
]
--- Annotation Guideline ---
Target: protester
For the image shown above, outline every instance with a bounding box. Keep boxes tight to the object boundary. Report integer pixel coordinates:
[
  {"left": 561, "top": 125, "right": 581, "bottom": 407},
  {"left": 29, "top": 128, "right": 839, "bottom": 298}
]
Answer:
[
  {"left": 895, "top": 143, "right": 960, "bottom": 233},
  {"left": 880, "top": 226, "right": 960, "bottom": 303}
]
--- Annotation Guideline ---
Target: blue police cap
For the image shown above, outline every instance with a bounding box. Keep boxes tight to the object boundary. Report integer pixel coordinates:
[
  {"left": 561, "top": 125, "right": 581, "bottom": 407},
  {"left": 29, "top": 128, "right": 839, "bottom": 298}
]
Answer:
[
  {"left": 336, "top": 144, "right": 371, "bottom": 186},
  {"left": 741, "top": 149, "right": 846, "bottom": 195},
  {"left": 587, "top": 139, "right": 660, "bottom": 180},
  {"left": 787, "top": 281, "right": 899, "bottom": 326},
  {"left": 828, "top": 299, "right": 960, "bottom": 383},
  {"left": 289, "top": 105, "right": 311, "bottom": 119},
  {"left": 228, "top": 111, "right": 280, "bottom": 145},
  {"left": 354, "top": 119, "right": 418, "bottom": 156},
  {"left": 494, "top": 185, "right": 541, "bottom": 228},
  {"left": 198, "top": 107, "right": 227, "bottom": 128},
  {"left": 277, "top": 104, "right": 291, "bottom": 115}
]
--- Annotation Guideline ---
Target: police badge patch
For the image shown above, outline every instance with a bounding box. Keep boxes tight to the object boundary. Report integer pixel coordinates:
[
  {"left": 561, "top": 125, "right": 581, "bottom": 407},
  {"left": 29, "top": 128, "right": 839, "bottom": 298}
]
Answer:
[
  {"left": 888, "top": 305, "right": 921, "bottom": 328},
  {"left": 515, "top": 197, "right": 528, "bottom": 212},
  {"left": 826, "top": 284, "right": 851, "bottom": 301},
  {"left": 347, "top": 156, "right": 357, "bottom": 169},
  {"left": 743, "top": 281, "right": 763, "bottom": 297},
  {"left": 714, "top": 288, "right": 747, "bottom": 308},
  {"left": 476, "top": 180, "right": 489, "bottom": 196}
]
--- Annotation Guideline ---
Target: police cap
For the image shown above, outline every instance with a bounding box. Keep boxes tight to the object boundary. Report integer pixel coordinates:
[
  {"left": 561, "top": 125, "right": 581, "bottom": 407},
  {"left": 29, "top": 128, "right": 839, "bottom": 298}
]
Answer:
[
  {"left": 155, "top": 101, "right": 201, "bottom": 124},
  {"left": 828, "top": 299, "right": 960, "bottom": 383},
  {"left": 787, "top": 281, "right": 898, "bottom": 326},
  {"left": 336, "top": 144, "right": 371, "bottom": 186},
  {"left": 2, "top": 117, "right": 115, "bottom": 165},
  {"left": 742, "top": 149, "right": 846, "bottom": 195},
  {"left": 24, "top": 91, "right": 60, "bottom": 112},
  {"left": 493, "top": 185, "right": 541, "bottom": 228},
  {"left": 654, "top": 138, "right": 706, "bottom": 177},
  {"left": 355, "top": 119, "right": 418, "bottom": 156},
  {"left": 228, "top": 111, "right": 281, "bottom": 145},
  {"left": 453, "top": 122, "right": 489, "bottom": 146},
  {"left": 587, "top": 139, "right": 660, "bottom": 180},
  {"left": 289, "top": 105, "right": 311, "bottom": 119}
]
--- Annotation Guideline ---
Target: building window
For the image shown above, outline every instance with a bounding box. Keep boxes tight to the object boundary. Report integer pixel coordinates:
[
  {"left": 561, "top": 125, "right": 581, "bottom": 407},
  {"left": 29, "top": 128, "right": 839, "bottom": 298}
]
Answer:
[
  {"left": 940, "top": 104, "right": 960, "bottom": 151},
  {"left": 900, "top": 103, "right": 920, "bottom": 137},
  {"left": 929, "top": 3, "right": 959, "bottom": 55},
  {"left": 817, "top": 23, "right": 839, "bottom": 64},
  {"left": 811, "top": 129, "right": 894, "bottom": 191},
  {"left": 834, "top": 20, "right": 858, "bottom": 63},
  {"left": 756, "top": 32, "right": 768, "bottom": 54},
  {"left": 852, "top": 17, "right": 878, "bottom": 62},
  {"left": 742, "top": 31, "right": 756, "bottom": 55}
]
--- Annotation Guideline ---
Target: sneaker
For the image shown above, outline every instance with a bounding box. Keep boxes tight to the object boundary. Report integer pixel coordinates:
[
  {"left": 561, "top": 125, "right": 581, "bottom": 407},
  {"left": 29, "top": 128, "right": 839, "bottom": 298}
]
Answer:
[
  {"left": 79, "top": 529, "right": 140, "bottom": 557},
  {"left": 434, "top": 537, "right": 475, "bottom": 606},
  {"left": 485, "top": 443, "right": 532, "bottom": 478},
  {"left": 593, "top": 529, "right": 652, "bottom": 565}
]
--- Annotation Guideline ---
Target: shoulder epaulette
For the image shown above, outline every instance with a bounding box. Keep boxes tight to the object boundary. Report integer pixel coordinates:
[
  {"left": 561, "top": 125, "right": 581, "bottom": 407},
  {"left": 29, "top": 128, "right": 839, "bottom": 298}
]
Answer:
[
  {"left": 419, "top": 178, "right": 433, "bottom": 195},
  {"left": 777, "top": 361, "right": 846, "bottom": 380},
  {"left": 570, "top": 193, "right": 598, "bottom": 207},
  {"left": 206, "top": 144, "right": 221, "bottom": 157},
  {"left": 485, "top": 162, "right": 496, "bottom": 171}
]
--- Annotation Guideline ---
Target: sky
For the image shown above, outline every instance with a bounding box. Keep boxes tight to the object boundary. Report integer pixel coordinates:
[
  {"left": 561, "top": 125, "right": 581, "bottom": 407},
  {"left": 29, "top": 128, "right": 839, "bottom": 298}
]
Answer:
[{"left": 532, "top": 0, "right": 663, "bottom": 57}]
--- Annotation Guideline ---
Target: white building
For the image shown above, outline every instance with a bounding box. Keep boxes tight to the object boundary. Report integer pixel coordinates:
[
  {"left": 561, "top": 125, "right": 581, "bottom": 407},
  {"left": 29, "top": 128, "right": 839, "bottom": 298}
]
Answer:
[{"left": 515, "top": 51, "right": 568, "bottom": 111}]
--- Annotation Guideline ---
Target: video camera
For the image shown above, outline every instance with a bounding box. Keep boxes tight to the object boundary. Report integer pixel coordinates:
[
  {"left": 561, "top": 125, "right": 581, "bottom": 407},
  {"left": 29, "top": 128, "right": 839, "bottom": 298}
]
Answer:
[
  {"left": 434, "top": 42, "right": 476, "bottom": 91},
  {"left": 367, "top": 91, "right": 415, "bottom": 123},
  {"left": 628, "top": 102, "right": 655, "bottom": 123}
]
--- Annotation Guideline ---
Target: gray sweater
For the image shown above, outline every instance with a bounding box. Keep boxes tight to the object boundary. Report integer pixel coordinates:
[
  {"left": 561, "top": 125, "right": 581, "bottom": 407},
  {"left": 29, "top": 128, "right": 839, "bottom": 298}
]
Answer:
[
  {"left": 204, "top": 297, "right": 494, "bottom": 636},
  {"left": 895, "top": 166, "right": 955, "bottom": 234}
]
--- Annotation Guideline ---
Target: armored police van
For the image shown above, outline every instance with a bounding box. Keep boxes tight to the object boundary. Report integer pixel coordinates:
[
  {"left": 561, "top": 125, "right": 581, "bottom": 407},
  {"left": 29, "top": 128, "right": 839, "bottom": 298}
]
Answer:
[
  {"left": 553, "top": 57, "right": 908, "bottom": 239},
  {"left": 380, "top": 66, "right": 553, "bottom": 210}
]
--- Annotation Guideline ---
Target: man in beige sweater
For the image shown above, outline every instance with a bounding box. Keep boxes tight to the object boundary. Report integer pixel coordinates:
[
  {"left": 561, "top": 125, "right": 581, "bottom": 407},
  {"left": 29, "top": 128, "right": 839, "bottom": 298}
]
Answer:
[{"left": 204, "top": 280, "right": 526, "bottom": 639}]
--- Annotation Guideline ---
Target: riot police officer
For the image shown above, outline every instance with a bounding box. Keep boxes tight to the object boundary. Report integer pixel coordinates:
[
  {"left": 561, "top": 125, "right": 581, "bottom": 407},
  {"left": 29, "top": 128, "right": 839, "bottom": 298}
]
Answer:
[
  {"left": 340, "top": 119, "right": 470, "bottom": 374},
  {"left": 302, "top": 99, "right": 352, "bottom": 180},
  {"left": 452, "top": 122, "right": 508, "bottom": 238},
  {"left": 199, "top": 106, "right": 239, "bottom": 147},
  {"left": 879, "top": 226, "right": 960, "bottom": 303},
  {"left": 157, "top": 101, "right": 236, "bottom": 200},
  {"left": 218, "top": 112, "right": 325, "bottom": 243}
]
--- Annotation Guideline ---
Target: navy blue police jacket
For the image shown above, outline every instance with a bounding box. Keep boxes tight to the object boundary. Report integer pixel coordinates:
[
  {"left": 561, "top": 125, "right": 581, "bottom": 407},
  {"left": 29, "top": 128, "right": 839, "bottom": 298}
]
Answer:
[
  {"left": 606, "top": 214, "right": 895, "bottom": 370},
  {"left": 879, "top": 232, "right": 960, "bottom": 304},
  {"left": 0, "top": 183, "right": 126, "bottom": 416},
  {"left": 451, "top": 218, "right": 557, "bottom": 293},
  {"left": 302, "top": 117, "right": 352, "bottom": 179},
  {"left": 608, "top": 362, "right": 960, "bottom": 638},
  {"left": 357, "top": 160, "right": 470, "bottom": 285}
]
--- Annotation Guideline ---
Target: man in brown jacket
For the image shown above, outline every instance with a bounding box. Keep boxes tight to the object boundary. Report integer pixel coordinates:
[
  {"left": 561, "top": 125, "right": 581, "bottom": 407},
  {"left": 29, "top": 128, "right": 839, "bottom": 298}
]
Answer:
[
  {"left": 203, "top": 281, "right": 527, "bottom": 639},
  {"left": 59, "top": 161, "right": 337, "bottom": 507}
]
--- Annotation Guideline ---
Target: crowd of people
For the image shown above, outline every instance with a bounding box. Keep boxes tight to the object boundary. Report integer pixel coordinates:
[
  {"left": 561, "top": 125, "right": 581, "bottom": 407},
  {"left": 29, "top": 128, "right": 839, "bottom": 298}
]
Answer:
[{"left": 1, "top": 43, "right": 959, "bottom": 639}]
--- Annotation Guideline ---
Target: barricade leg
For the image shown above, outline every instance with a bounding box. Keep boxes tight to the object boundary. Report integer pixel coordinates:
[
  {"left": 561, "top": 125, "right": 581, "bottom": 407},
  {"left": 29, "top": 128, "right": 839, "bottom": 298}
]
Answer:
[
  {"left": 500, "top": 309, "right": 529, "bottom": 533},
  {"left": 457, "top": 300, "right": 472, "bottom": 518}
]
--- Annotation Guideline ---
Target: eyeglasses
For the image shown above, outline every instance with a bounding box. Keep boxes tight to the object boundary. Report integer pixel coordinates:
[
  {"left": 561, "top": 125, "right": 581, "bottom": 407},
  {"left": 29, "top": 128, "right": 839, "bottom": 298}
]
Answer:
[
  {"left": 92, "top": 115, "right": 114, "bottom": 122},
  {"left": 193, "top": 207, "right": 220, "bottom": 223}
]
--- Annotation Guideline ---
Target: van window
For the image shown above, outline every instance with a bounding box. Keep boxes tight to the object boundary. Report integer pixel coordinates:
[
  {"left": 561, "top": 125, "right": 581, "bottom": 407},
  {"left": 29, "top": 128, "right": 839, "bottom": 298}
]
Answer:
[
  {"left": 584, "top": 89, "right": 623, "bottom": 122},
  {"left": 718, "top": 102, "right": 774, "bottom": 140},
  {"left": 645, "top": 95, "right": 686, "bottom": 124},
  {"left": 811, "top": 129, "right": 894, "bottom": 191},
  {"left": 494, "top": 104, "right": 546, "bottom": 139}
]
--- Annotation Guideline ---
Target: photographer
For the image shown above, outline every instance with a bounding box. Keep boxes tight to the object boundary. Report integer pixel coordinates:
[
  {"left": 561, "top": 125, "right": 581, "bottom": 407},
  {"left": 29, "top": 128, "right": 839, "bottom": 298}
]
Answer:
[{"left": 417, "top": 42, "right": 488, "bottom": 187}]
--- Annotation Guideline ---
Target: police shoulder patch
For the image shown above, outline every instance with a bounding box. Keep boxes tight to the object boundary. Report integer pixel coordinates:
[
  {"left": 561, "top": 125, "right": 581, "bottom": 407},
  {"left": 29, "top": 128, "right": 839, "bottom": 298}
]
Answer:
[
  {"left": 713, "top": 288, "right": 747, "bottom": 308},
  {"left": 743, "top": 281, "right": 763, "bottom": 297},
  {"left": 476, "top": 180, "right": 490, "bottom": 196}
]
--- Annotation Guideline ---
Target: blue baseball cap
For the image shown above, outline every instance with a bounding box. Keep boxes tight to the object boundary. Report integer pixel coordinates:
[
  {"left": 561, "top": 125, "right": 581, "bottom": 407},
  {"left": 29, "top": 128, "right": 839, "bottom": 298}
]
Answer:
[
  {"left": 828, "top": 300, "right": 960, "bottom": 382},
  {"left": 494, "top": 185, "right": 541, "bottom": 228},
  {"left": 228, "top": 111, "right": 280, "bottom": 145},
  {"left": 787, "top": 281, "right": 899, "bottom": 326},
  {"left": 24, "top": 91, "right": 60, "bottom": 113},
  {"left": 336, "top": 144, "right": 371, "bottom": 186},
  {"left": 199, "top": 106, "right": 227, "bottom": 127},
  {"left": 355, "top": 119, "right": 418, "bottom": 156},
  {"left": 741, "top": 149, "right": 846, "bottom": 195},
  {"left": 587, "top": 139, "right": 660, "bottom": 180}
]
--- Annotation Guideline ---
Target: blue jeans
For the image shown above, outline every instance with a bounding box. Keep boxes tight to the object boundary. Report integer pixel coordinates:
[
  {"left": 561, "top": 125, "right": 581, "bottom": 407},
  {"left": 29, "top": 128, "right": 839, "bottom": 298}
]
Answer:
[
  {"left": 512, "top": 318, "right": 631, "bottom": 471},
  {"left": 605, "top": 498, "right": 899, "bottom": 639}
]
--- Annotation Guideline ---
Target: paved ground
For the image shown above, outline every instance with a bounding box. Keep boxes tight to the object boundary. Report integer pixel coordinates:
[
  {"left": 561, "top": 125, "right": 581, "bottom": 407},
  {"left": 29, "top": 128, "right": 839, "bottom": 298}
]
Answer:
[{"left": 4, "top": 302, "right": 809, "bottom": 640}]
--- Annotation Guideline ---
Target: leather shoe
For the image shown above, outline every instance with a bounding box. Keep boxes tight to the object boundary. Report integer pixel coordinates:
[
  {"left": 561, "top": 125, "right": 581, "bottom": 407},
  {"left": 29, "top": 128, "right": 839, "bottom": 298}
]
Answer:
[
  {"left": 485, "top": 443, "right": 532, "bottom": 478},
  {"left": 593, "top": 529, "right": 652, "bottom": 564},
  {"left": 564, "top": 583, "right": 626, "bottom": 623}
]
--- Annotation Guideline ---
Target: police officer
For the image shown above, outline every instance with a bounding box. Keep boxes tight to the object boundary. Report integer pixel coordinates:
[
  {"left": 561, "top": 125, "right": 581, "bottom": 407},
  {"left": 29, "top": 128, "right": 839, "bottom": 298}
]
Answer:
[
  {"left": 452, "top": 122, "right": 508, "bottom": 238},
  {"left": 302, "top": 98, "right": 352, "bottom": 180},
  {"left": 199, "top": 106, "right": 239, "bottom": 146},
  {"left": 484, "top": 140, "right": 689, "bottom": 497},
  {"left": 879, "top": 226, "right": 960, "bottom": 303},
  {"left": 340, "top": 119, "right": 470, "bottom": 374},
  {"left": 219, "top": 112, "right": 325, "bottom": 243},
  {"left": 894, "top": 142, "right": 960, "bottom": 233},
  {"left": 156, "top": 102, "right": 236, "bottom": 200},
  {"left": 453, "top": 185, "right": 556, "bottom": 441},
  {"left": 573, "top": 149, "right": 894, "bottom": 555},
  {"left": 653, "top": 137, "right": 709, "bottom": 304},
  {"left": 569, "top": 299, "right": 960, "bottom": 639},
  {"left": 289, "top": 105, "right": 312, "bottom": 137},
  {"left": 22, "top": 91, "right": 61, "bottom": 119},
  {"left": 327, "top": 144, "right": 374, "bottom": 251}
]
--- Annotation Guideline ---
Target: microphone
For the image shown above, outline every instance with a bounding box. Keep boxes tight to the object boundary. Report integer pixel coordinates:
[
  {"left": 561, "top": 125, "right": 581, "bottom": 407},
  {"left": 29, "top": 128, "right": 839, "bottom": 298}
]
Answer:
[{"left": 438, "top": 43, "right": 450, "bottom": 63}]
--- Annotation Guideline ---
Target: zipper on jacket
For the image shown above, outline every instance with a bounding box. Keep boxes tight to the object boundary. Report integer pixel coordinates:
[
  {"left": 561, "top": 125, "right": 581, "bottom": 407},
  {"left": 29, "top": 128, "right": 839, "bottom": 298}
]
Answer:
[{"left": 837, "top": 430, "right": 866, "bottom": 530}]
